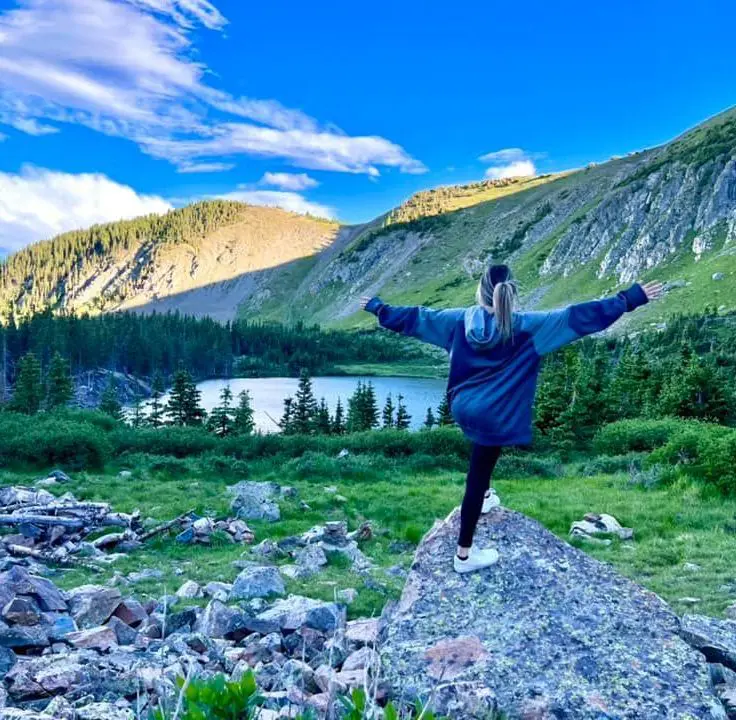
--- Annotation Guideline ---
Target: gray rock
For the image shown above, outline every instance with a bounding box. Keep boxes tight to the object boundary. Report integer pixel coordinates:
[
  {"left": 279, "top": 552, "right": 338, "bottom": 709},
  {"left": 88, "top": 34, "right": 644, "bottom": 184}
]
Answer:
[
  {"left": 713, "top": 272, "right": 725, "bottom": 280},
  {"left": 345, "top": 618, "right": 379, "bottom": 648},
  {"left": 2, "top": 596, "right": 42, "bottom": 625},
  {"left": 106, "top": 616, "right": 138, "bottom": 646},
  {"left": 194, "top": 600, "right": 239, "bottom": 639},
  {"left": 175, "top": 580, "right": 202, "bottom": 599},
  {"left": 256, "top": 596, "right": 344, "bottom": 633},
  {"left": 5, "top": 654, "right": 89, "bottom": 700},
  {"left": 727, "top": 602, "right": 736, "bottom": 621},
  {"left": 77, "top": 702, "right": 134, "bottom": 720},
  {"left": 229, "top": 566, "right": 285, "bottom": 601},
  {"left": 0, "top": 645, "right": 17, "bottom": 674},
  {"left": 126, "top": 568, "right": 163, "bottom": 583},
  {"left": 0, "top": 566, "right": 67, "bottom": 612},
  {"left": 710, "top": 663, "right": 736, "bottom": 687},
  {"left": 251, "top": 539, "right": 284, "bottom": 560},
  {"left": 203, "top": 581, "right": 232, "bottom": 602},
  {"left": 294, "top": 544, "right": 328, "bottom": 576},
  {"left": 0, "top": 623, "right": 49, "bottom": 649},
  {"left": 112, "top": 598, "right": 148, "bottom": 627},
  {"left": 342, "top": 646, "right": 378, "bottom": 672},
  {"left": 66, "top": 585, "right": 121, "bottom": 628},
  {"left": 681, "top": 614, "right": 736, "bottom": 669},
  {"left": 228, "top": 481, "right": 281, "bottom": 522},
  {"left": 66, "top": 625, "right": 118, "bottom": 651},
  {"left": 381, "top": 507, "right": 725, "bottom": 719},
  {"left": 164, "top": 608, "right": 198, "bottom": 637}
]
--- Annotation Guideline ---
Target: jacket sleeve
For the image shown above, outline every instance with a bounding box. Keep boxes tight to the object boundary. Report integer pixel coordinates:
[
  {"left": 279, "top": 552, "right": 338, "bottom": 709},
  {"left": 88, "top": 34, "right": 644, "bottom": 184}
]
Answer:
[
  {"left": 523, "top": 284, "right": 649, "bottom": 356},
  {"left": 364, "top": 297, "right": 464, "bottom": 350}
]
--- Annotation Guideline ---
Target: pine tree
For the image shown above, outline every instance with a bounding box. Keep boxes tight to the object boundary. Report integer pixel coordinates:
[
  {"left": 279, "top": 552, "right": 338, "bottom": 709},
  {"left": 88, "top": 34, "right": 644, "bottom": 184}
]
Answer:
[
  {"left": 148, "top": 371, "right": 165, "bottom": 428},
  {"left": 10, "top": 352, "right": 43, "bottom": 415},
  {"left": 166, "top": 367, "right": 205, "bottom": 426},
  {"left": 395, "top": 393, "right": 411, "bottom": 430},
  {"left": 437, "top": 394, "right": 454, "bottom": 426},
  {"left": 130, "top": 390, "right": 145, "bottom": 428},
  {"left": 99, "top": 376, "right": 123, "bottom": 421},
  {"left": 316, "top": 398, "right": 332, "bottom": 434},
  {"left": 332, "top": 397, "right": 346, "bottom": 435},
  {"left": 208, "top": 384, "right": 234, "bottom": 436},
  {"left": 381, "top": 393, "right": 395, "bottom": 429},
  {"left": 233, "top": 390, "right": 255, "bottom": 436},
  {"left": 46, "top": 351, "right": 73, "bottom": 409},
  {"left": 608, "top": 344, "right": 650, "bottom": 419},
  {"left": 292, "top": 369, "right": 318, "bottom": 434},
  {"left": 280, "top": 397, "right": 295, "bottom": 434},
  {"left": 424, "top": 407, "right": 436, "bottom": 429},
  {"left": 363, "top": 382, "right": 379, "bottom": 430},
  {"left": 534, "top": 349, "right": 576, "bottom": 437}
]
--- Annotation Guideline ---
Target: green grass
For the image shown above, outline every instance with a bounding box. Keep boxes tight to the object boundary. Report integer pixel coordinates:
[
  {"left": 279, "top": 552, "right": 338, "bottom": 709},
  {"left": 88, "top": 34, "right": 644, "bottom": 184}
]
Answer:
[
  {"left": 332, "top": 361, "right": 447, "bottom": 378},
  {"left": 5, "top": 453, "right": 736, "bottom": 620}
]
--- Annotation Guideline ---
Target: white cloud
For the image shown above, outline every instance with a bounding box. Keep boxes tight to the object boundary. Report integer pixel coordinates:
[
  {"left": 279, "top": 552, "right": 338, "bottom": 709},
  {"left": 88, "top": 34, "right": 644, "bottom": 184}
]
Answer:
[
  {"left": 219, "top": 188, "right": 334, "bottom": 220},
  {"left": 141, "top": 124, "right": 427, "bottom": 175},
  {"left": 480, "top": 148, "right": 538, "bottom": 179},
  {"left": 260, "top": 172, "right": 319, "bottom": 191},
  {"left": 0, "top": 166, "right": 172, "bottom": 251},
  {"left": 484, "top": 160, "right": 537, "bottom": 180},
  {"left": 0, "top": 0, "right": 424, "bottom": 177},
  {"left": 177, "top": 161, "right": 235, "bottom": 173}
]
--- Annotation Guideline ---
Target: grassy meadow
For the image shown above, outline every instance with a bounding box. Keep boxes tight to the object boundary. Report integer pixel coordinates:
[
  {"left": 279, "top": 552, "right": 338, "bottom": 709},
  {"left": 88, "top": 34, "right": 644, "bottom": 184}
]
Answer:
[{"left": 5, "top": 438, "right": 735, "bottom": 620}]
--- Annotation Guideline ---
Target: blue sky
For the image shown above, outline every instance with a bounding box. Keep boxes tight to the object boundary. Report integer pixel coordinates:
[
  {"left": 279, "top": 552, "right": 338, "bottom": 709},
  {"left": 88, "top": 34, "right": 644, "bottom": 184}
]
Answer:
[{"left": 0, "top": 0, "right": 735, "bottom": 252}]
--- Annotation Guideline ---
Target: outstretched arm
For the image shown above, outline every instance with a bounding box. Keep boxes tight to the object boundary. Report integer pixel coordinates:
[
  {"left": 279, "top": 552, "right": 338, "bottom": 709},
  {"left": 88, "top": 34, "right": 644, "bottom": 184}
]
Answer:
[
  {"left": 524, "top": 282, "right": 663, "bottom": 355},
  {"left": 361, "top": 296, "right": 464, "bottom": 350}
]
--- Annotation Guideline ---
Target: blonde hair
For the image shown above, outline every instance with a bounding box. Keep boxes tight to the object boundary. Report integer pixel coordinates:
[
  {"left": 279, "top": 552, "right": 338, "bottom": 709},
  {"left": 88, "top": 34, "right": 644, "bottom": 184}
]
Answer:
[{"left": 476, "top": 264, "right": 518, "bottom": 340}]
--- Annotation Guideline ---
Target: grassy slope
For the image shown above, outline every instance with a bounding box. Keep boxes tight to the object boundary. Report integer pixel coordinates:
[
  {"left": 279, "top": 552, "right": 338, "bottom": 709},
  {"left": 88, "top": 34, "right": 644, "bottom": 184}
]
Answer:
[{"left": 8, "top": 456, "right": 734, "bottom": 620}]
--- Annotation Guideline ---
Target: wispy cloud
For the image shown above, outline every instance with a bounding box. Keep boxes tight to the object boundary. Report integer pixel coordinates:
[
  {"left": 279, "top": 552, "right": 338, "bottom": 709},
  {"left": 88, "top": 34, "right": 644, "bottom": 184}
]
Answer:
[
  {"left": 259, "top": 172, "right": 319, "bottom": 191},
  {"left": 0, "top": 0, "right": 424, "bottom": 177},
  {"left": 218, "top": 187, "right": 334, "bottom": 220},
  {"left": 0, "top": 166, "right": 172, "bottom": 251},
  {"left": 177, "top": 161, "right": 235, "bottom": 174},
  {"left": 479, "top": 148, "right": 540, "bottom": 179}
]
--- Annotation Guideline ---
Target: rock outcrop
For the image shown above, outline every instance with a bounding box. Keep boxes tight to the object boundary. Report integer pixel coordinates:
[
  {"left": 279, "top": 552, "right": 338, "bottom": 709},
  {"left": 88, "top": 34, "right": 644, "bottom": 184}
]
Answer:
[{"left": 381, "top": 507, "right": 726, "bottom": 719}]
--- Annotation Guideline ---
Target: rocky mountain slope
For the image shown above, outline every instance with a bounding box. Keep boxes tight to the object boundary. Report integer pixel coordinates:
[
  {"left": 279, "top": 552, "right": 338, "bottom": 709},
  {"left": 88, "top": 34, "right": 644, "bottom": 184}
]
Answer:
[{"left": 2, "top": 108, "right": 735, "bottom": 327}]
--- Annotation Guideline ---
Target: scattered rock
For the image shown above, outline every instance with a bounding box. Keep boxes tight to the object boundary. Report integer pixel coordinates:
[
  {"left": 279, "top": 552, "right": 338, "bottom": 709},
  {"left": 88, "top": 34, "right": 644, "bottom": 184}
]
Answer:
[
  {"left": 229, "top": 566, "right": 286, "bottom": 601},
  {"left": 713, "top": 272, "right": 725, "bottom": 281},
  {"left": 112, "top": 598, "right": 147, "bottom": 627},
  {"left": 257, "top": 596, "right": 344, "bottom": 633},
  {"left": 345, "top": 618, "right": 379, "bottom": 648},
  {"left": 681, "top": 614, "right": 736, "bottom": 669},
  {"left": 381, "top": 507, "right": 722, "bottom": 719},
  {"left": 175, "top": 580, "right": 203, "bottom": 599},
  {"left": 66, "top": 585, "right": 121, "bottom": 628},
  {"left": 228, "top": 481, "right": 281, "bottom": 522},
  {"left": 337, "top": 588, "right": 358, "bottom": 605},
  {"left": 683, "top": 562, "right": 702, "bottom": 573},
  {"left": 570, "top": 512, "right": 633, "bottom": 541},
  {"left": 203, "top": 581, "right": 232, "bottom": 602},
  {"left": 342, "top": 646, "right": 378, "bottom": 672},
  {"left": 126, "top": 568, "right": 163, "bottom": 584},
  {"left": 67, "top": 625, "right": 118, "bottom": 651},
  {"left": 118, "top": 470, "right": 133, "bottom": 479}
]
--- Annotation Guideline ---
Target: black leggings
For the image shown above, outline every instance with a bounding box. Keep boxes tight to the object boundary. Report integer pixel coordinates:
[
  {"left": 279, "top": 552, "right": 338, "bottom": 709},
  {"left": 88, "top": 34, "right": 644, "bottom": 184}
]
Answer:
[{"left": 458, "top": 443, "right": 502, "bottom": 548}]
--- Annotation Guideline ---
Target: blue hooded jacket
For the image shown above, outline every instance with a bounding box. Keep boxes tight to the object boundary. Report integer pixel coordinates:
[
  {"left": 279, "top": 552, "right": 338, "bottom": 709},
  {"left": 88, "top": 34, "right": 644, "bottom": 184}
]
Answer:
[{"left": 365, "top": 284, "right": 649, "bottom": 446}]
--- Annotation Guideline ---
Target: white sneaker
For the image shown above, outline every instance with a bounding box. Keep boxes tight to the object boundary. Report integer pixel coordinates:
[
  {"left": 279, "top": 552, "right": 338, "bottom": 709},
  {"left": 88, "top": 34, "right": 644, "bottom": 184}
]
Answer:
[
  {"left": 453, "top": 546, "right": 500, "bottom": 574},
  {"left": 482, "top": 489, "right": 501, "bottom": 514}
]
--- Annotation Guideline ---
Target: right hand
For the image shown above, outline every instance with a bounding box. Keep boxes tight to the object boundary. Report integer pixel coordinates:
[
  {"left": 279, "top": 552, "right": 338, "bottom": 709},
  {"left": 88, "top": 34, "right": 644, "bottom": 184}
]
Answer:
[
  {"left": 641, "top": 281, "right": 664, "bottom": 301},
  {"left": 359, "top": 296, "right": 372, "bottom": 310}
]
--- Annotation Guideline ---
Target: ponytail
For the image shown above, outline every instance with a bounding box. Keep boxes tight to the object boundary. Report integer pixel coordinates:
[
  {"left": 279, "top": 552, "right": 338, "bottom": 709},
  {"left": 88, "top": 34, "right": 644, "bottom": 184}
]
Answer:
[
  {"left": 476, "top": 264, "right": 518, "bottom": 340},
  {"left": 493, "top": 281, "right": 516, "bottom": 340}
]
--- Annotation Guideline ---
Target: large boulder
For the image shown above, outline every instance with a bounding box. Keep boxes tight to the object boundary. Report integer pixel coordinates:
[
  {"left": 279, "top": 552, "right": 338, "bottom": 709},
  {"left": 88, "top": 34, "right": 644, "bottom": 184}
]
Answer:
[
  {"left": 381, "top": 507, "right": 725, "bottom": 719},
  {"left": 66, "top": 586, "right": 121, "bottom": 629},
  {"left": 229, "top": 566, "right": 285, "bottom": 601},
  {"left": 227, "top": 481, "right": 281, "bottom": 522},
  {"left": 256, "top": 596, "right": 344, "bottom": 633},
  {"left": 0, "top": 567, "right": 67, "bottom": 613}
]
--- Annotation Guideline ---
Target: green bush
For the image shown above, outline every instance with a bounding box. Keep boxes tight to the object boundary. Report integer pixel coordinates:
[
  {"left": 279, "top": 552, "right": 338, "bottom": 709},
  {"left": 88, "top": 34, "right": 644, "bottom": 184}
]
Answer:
[
  {"left": 111, "top": 426, "right": 219, "bottom": 458},
  {"left": 284, "top": 451, "right": 384, "bottom": 481},
  {"left": 647, "top": 425, "right": 736, "bottom": 494},
  {"left": 0, "top": 412, "right": 111, "bottom": 469},
  {"left": 495, "top": 454, "right": 562, "bottom": 479},
  {"left": 593, "top": 419, "right": 701, "bottom": 455},
  {"left": 574, "top": 452, "right": 646, "bottom": 477}
]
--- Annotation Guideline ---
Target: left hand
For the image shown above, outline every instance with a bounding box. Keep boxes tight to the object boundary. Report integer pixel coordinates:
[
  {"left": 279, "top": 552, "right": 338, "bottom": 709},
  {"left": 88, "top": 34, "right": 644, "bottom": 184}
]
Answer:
[
  {"left": 641, "top": 281, "right": 664, "bottom": 301},
  {"left": 359, "top": 296, "right": 372, "bottom": 310}
]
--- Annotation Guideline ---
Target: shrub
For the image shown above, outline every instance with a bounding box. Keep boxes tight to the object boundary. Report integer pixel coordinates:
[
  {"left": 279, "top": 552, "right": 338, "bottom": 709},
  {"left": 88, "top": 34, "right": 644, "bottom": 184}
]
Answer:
[
  {"left": 647, "top": 424, "right": 736, "bottom": 494},
  {"left": 495, "top": 454, "right": 562, "bottom": 479},
  {"left": 0, "top": 413, "right": 111, "bottom": 469},
  {"left": 593, "top": 419, "right": 701, "bottom": 455},
  {"left": 111, "top": 426, "right": 219, "bottom": 458},
  {"left": 574, "top": 452, "right": 647, "bottom": 477},
  {"left": 284, "top": 451, "right": 384, "bottom": 481}
]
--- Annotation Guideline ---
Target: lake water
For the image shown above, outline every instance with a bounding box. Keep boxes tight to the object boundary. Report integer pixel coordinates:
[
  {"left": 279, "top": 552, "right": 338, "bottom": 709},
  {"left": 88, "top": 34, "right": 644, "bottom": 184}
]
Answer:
[{"left": 164, "top": 376, "right": 448, "bottom": 432}]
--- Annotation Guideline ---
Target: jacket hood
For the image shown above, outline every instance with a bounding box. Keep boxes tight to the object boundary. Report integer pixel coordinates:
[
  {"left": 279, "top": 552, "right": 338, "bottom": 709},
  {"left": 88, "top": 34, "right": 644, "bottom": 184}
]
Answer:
[{"left": 464, "top": 305, "right": 508, "bottom": 349}]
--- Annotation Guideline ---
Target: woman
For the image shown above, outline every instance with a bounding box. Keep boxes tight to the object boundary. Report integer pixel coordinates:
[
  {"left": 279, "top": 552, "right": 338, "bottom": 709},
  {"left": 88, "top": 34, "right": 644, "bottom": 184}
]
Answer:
[{"left": 362, "top": 264, "right": 663, "bottom": 573}]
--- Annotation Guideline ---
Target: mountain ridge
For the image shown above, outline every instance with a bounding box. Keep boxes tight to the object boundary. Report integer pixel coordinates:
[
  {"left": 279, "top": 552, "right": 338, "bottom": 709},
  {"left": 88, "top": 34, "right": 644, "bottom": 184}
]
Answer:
[{"left": 2, "top": 106, "right": 735, "bottom": 327}]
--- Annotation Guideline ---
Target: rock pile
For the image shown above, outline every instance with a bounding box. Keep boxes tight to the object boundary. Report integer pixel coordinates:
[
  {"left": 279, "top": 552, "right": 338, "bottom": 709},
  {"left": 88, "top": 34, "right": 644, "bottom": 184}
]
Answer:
[
  {"left": 0, "top": 565, "right": 379, "bottom": 719},
  {"left": 175, "top": 516, "right": 255, "bottom": 545},
  {"left": 381, "top": 507, "right": 729, "bottom": 719},
  {"left": 0, "top": 486, "right": 142, "bottom": 569},
  {"left": 569, "top": 512, "right": 634, "bottom": 543}
]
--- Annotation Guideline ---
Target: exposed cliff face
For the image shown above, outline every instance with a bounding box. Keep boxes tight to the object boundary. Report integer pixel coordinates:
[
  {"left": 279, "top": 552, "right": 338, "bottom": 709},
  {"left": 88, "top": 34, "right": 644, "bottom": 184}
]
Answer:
[{"left": 3, "top": 109, "right": 735, "bottom": 326}]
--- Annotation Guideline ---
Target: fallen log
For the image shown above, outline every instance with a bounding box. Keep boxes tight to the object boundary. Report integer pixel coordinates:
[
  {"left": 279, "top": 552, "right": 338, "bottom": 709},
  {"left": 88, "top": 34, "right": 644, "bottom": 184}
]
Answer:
[
  {"left": 6, "top": 544, "right": 104, "bottom": 572},
  {"left": 138, "top": 510, "right": 194, "bottom": 543},
  {"left": 0, "top": 514, "right": 85, "bottom": 529}
]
